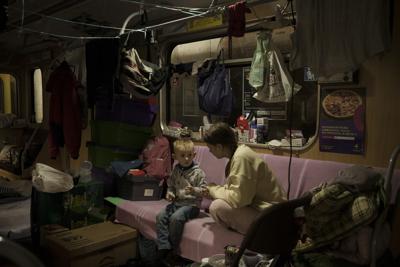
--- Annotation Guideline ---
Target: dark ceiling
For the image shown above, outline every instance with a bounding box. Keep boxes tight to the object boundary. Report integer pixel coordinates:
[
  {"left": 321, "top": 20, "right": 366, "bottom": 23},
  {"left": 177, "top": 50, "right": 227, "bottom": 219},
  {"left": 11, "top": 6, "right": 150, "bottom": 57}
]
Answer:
[{"left": 0, "top": 0, "right": 234, "bottom": 62}]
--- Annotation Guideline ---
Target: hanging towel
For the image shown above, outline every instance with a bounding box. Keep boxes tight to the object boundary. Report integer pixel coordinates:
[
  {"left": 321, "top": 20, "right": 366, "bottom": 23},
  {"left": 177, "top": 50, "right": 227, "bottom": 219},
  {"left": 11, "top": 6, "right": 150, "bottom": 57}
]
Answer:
[
  {"left": 46, "top": 61, "right": 82, "bottom": 159},
  {"left": 228, "top": 1, "right": 251, "bottom": 37}
]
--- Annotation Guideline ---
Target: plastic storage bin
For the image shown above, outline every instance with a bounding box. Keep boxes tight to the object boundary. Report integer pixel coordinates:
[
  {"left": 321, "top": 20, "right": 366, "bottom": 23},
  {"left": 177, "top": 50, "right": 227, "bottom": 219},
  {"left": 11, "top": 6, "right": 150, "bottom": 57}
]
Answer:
[
  {"left": 117, "top": 175, "right": 163, "bottom": 201},
  {"left": 96, "top": 97, "right": 158, "bottom": 126},
  {"left": 88, "top": 144, "right": 140, "bottom": 168},
  {"left": 63, "top": 180, "right": 104, "bottom": 229},
  {"left": 91, "top": 120, "right": 152, "bottom": 150}
]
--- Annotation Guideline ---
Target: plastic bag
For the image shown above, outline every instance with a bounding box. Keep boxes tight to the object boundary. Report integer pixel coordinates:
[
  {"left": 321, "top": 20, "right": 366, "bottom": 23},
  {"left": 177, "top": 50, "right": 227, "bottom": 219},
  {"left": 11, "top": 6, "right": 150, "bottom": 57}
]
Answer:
[
  {"left": 250, "top": 31, "right": 302, "bottom": 103},
  {"left": 248, "top": 31, "right": 270, "bottom": 89},
  {"left": 32, "top": 163, "right": 74, "bottom": 193}
]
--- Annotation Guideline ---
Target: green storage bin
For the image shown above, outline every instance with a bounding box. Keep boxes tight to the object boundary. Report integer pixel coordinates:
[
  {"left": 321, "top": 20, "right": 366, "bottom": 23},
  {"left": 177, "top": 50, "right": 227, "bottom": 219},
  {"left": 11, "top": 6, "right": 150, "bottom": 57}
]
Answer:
[
  {"left": 91, "top": 120, "right": 152, "bottom": 150},
  {"left": 88, "top": 144, "right": 140, "bottom": 168},
  {"left": 63, "top": 180, "right": 104, "bottom": 229}
]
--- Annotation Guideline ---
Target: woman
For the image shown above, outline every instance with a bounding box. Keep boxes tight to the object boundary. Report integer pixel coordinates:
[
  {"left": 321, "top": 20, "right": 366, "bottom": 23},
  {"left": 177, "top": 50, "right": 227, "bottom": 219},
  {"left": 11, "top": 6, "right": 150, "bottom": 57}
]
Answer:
[{"left": 202, "top": 122, "right": 286, "bottom": 234}]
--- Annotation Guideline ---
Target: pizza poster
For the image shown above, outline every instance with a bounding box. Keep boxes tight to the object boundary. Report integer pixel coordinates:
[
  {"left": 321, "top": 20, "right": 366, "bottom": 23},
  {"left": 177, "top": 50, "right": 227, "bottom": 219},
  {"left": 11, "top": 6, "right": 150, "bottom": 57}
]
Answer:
[{"left": 319, "top": 86, "right": 365, "bottom": 154}]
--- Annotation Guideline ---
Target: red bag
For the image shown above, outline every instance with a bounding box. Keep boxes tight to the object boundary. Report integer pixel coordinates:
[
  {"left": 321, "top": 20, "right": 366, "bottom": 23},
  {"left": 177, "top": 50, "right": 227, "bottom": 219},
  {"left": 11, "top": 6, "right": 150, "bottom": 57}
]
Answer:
[{"left": 140, "top": 136, "right": 172, "bottom": 179}]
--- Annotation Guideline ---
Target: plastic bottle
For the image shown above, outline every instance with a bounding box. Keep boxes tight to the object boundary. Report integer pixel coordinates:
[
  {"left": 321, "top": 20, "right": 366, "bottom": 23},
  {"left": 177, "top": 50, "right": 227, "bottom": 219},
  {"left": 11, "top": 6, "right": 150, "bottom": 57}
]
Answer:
[{"left": 79, "top": 160, "right": 93, "bottom": 183}]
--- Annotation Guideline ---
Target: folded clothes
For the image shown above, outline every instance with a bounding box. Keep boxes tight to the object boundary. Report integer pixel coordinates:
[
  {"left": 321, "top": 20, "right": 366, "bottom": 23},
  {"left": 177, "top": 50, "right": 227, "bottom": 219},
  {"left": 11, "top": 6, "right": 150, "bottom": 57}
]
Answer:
[{"left": 110, "top": 160, "right": 143, "bottom": 177}]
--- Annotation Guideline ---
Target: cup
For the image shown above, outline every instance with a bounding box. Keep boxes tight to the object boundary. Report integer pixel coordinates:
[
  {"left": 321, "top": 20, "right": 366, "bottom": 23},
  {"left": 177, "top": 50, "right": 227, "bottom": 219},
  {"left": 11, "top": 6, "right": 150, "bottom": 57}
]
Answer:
[
  {"left": 224, "top": 245, "right": 239, "bottom": 267},
  {"left": 242, "top": 251, "right": 263, "bottom": 267}
]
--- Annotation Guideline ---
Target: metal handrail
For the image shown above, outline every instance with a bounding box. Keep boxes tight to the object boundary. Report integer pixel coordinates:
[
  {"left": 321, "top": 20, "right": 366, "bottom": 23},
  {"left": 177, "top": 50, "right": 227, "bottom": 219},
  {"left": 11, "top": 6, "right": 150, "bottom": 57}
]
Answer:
[
  {"left": 370, "top": 144, "right": 400, "bottom": 267},
  {"left": 0, "top": 236, "right": 45, "bottom": 267}
]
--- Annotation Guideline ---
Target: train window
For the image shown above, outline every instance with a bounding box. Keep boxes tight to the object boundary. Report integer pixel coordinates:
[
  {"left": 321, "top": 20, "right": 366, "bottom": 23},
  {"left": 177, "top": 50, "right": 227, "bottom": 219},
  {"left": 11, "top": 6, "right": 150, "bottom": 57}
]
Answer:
[
  {"left": 164, "top": 30, "right": 318, "bottom": 150},
  {"left": 0, "top": 74, "right": 18, "bottom": 115},
  {"left": 33, "top": 68, "right": 43, "bottom": 123}
]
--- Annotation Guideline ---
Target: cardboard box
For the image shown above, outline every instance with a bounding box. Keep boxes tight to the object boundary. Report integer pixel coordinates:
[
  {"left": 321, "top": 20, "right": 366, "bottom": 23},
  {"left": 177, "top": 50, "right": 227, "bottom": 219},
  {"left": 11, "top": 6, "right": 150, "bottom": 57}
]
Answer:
[
  {"left": 46, "top": 222, "right": 137, "bottom": 267},
  {"left": 40, "top": 224, "right": 69, "bottom": 247}
]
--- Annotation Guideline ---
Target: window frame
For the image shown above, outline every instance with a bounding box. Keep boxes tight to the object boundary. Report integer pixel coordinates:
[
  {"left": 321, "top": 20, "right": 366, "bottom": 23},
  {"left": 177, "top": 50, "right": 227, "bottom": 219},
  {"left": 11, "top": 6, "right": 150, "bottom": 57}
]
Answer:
[
  {"left": 0, "top": 72, "right": 20, "bottom": 117},
  {"left": 158, "top": 27, "right": 319, "bottom": 152}
]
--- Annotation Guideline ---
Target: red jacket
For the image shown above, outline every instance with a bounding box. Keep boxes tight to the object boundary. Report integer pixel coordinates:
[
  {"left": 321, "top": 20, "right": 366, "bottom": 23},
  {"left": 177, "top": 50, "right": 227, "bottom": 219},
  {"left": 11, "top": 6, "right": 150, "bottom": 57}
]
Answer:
[{"left": 46, "top": 61, "right": 82, "bottom": 159}]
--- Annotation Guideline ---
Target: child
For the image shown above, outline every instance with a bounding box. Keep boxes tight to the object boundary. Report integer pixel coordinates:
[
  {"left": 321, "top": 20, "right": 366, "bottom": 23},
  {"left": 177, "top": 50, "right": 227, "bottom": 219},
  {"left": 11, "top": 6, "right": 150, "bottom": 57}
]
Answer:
[{"left": 156, "top": 139, "right": 206, "bottom": 259}]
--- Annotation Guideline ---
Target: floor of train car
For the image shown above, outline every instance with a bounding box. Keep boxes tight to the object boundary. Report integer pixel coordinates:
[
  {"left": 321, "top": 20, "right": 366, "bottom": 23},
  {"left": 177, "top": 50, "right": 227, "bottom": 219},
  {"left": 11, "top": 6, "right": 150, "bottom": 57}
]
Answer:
[
  {"left": 5, "top": 232, "right": 400, "bottom": 267},
  {"left": 7, "top": 235, "right": 196, "bottom": 267}
]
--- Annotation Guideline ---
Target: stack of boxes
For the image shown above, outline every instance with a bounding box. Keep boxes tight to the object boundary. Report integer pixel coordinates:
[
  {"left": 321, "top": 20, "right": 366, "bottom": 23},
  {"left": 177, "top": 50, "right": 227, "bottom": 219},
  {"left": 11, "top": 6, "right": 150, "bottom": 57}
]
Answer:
[{"left": 89, "top": 96, "right": 157, "bottom": 195}]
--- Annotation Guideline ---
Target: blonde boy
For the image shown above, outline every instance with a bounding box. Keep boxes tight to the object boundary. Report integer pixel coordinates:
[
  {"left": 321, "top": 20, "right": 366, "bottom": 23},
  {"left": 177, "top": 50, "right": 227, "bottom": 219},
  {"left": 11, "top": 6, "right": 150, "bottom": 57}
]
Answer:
[{"left": 156, "top": 139, "right": 206, "bottom": 258}]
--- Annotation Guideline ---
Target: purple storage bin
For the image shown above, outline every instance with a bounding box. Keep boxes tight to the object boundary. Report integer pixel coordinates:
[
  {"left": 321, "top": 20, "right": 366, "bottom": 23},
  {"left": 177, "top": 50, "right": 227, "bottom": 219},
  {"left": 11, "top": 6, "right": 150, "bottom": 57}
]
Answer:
[{"left": 96, "top": 97, "right": 158, "bottom": 126}]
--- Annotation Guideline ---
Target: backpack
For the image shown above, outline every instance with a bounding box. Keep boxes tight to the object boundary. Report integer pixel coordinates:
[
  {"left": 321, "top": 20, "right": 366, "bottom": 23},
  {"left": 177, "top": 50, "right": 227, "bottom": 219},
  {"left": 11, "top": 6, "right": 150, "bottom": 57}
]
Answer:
[
  {"left": 120, "top": 47, "right": 168, "bottom": 99},
  {"left": 140, "top": 136, "right": 172, "bottom": 180}
]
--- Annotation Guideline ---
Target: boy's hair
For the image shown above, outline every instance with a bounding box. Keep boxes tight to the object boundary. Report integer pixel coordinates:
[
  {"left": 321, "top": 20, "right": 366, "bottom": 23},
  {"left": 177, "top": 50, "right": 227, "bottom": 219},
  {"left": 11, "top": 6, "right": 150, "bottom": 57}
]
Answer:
[
  {"left": 173, "top": 139, "right": 194, "bottom": 153},
  {"left": 203, "top": 122, "right": 237, "bottom": 152}
]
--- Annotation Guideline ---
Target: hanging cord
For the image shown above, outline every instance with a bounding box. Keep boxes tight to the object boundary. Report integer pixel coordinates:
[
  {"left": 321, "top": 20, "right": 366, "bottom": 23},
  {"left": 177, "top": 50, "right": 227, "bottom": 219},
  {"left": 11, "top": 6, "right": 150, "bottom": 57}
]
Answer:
[
  {"left": 8, "top": 6, "right": 142, "bottom": 32},
  {"left": 120, "top": 0, "right": 205, "bottom": 16},
  {"left": 289, "top": 0, "right": 296, "bottom": 29},
  {"left": 12, "top": 0, "right": 220, "bottom": 40},
  {"left": 121, "top": 0, "right": 219, "bottom": 35},
  {"left": 286, "top": 70, "right": 295, "bottom": 200},
  {"left": 20, "top": 0, "right": 24, "bottom": 30},
  {"left": 286, "top": 0, "right": 296, "bottom": 200},
  {"left": 9, "top": 24, "right": 119, "bottom": 39}
]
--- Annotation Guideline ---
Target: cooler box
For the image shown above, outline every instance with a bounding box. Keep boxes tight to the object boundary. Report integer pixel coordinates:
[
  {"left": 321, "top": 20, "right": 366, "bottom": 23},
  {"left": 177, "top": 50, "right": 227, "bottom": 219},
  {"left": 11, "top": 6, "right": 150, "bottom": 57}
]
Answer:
[
  {"left": 117, "top": 175, "right": 163, "bottom": 201},
  {"left": 95, "top": 97, "right": 158, "bottom": 127},
  {"left": 46, "top": 222, "right": 137, "bottom": 267},
  {"left": 91, "top": 120, "right": 152, "bottom": 150}
]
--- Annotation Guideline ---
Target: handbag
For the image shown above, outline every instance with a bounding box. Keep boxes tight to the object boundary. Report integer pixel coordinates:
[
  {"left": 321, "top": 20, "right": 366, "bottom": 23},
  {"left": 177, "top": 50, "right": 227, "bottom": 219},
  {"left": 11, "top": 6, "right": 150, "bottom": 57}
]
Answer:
[{"left": 197, "top": 51, "right": 233, "bottom": 116}]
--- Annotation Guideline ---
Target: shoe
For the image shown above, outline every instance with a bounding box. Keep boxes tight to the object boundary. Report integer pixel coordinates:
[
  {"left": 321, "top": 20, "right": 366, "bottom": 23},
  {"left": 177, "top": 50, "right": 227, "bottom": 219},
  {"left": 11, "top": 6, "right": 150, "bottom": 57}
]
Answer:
[{"left": 157, "top": 248, "right": 172, "bottom": 260}]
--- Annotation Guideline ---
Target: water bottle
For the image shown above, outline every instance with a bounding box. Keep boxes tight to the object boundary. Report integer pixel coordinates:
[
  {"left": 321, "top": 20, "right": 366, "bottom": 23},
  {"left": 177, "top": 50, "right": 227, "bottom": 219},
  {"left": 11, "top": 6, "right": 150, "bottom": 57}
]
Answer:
[{"left": 79, "top": 160, "right": 92, "bottom": 183}]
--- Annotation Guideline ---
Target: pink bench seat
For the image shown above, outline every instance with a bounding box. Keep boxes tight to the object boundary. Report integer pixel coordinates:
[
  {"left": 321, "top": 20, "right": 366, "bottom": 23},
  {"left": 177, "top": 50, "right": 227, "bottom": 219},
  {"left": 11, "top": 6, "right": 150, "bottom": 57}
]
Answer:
[{"left": 115, "top": 145, "right": 400, "bottom": 262}]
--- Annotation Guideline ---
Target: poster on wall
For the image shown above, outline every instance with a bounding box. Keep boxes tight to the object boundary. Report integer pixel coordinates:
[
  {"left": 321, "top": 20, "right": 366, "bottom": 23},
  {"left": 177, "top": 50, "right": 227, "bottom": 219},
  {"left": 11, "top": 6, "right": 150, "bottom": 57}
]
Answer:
[
  {"left": 319, "top": 86, "right": 365, "bottom": 154},
  {"left": 242, "top": 67, "right": 287, "bottom": 120}
]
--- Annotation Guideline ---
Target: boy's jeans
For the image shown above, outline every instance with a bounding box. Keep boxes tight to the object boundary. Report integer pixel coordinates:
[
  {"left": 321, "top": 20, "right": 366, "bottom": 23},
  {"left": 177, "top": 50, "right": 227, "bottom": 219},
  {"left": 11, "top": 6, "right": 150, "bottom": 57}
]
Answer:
[{"left": 156, "top": 203, "right": 200, "bottom": 251}]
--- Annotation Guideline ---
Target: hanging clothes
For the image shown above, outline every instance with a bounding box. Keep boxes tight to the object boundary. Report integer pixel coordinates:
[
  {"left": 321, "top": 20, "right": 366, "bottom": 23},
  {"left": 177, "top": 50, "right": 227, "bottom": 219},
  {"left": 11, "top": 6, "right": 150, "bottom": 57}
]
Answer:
[
  {"left": 227, "top": 1, "right": 251, "bottom": 37},
  {"left": 46, "top": 61, "right": 82, "bottom": 159},
  {"left": 290, "top": 0, "right": 391, "bottom": 77},
  {"left": 85, "top": 39, "right": 120, "bottom": 108}
]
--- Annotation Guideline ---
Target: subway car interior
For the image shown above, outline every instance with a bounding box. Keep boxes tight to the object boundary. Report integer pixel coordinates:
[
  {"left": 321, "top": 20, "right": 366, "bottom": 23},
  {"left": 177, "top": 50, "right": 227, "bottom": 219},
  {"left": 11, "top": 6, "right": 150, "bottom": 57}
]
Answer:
[{"left": 0, "top": 0, "right": 399, "bottom": 266}]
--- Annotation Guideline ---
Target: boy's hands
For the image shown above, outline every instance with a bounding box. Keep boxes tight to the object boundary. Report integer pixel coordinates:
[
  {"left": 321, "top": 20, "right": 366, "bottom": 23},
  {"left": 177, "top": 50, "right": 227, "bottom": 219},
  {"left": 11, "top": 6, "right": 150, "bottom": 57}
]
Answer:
[
  {"left": 201, "top": 187, "right": 210, "bottom": 198},
  {"left": 184, "top": 186, "right": 195, "bottom": 194},
  {"left": 166, "top": 192, "right": 175, "bottom": 202}
]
